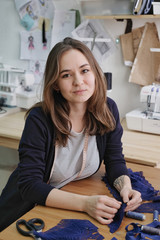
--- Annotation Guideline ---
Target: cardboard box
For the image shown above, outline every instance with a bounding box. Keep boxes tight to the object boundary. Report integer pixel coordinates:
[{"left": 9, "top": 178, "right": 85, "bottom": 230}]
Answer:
[{"left": 152, "top": 2, "right": 160, "bottom": 15}]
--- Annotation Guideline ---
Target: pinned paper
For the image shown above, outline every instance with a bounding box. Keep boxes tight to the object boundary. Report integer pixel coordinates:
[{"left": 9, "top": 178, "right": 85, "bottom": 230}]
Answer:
[
  {"left": 72, "top": 19, "right": 116, "bottom": 64},
  {"left": 14, "top": 0, "right": 55, "bottom": 31},
  {"left": 29, "top": 60, "right": 46, "bottom": 84},
  {"left": 21, "top": 14, "right": 35, "bottom": 31},
  {"left": 20, "top": 30, "right": 51, "bottom": 60},
  {"left": 50, "top": 10, "right": 76, "bottom": 49}
]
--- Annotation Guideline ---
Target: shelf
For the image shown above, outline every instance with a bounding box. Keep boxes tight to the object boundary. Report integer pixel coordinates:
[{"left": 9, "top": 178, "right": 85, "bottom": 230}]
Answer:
[
  {"left": 84, "top": 14, "right": 160, "bottom": 20},
  {"left": 0, "top": 82, "right": 18, "bottom": 87},
  {"left": 0, "top": 68, "right": 24, "bottom": 73},
  {"left": 0, "top": 91, "right": 15, "bottom": 96}
]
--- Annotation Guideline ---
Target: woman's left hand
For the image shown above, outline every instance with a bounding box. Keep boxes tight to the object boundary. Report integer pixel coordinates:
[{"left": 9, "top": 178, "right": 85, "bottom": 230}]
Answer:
[{"left": 120, "top": 187, "right": 142, "bottom": 212}]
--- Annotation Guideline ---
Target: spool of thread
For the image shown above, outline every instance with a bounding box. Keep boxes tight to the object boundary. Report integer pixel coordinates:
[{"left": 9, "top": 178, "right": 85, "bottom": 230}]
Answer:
[
  {"left": 153, "top": 210, "right": 159, "bottom": 221},
  {"left": 126, "top": 211, "right": 146, "bottom": 221},
  {"left": 141, "top": 225, "right": 160, "bottom": 235}
]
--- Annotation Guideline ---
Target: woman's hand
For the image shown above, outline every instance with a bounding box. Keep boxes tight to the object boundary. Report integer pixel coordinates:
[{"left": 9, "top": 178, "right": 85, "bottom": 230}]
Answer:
[
  {"left": 46, "top": 189, "right": 121, "bottom": 225},
  {"left": 113, "top": 175, "right": 142, "bottom": 212},
  {"left": 120, "top": 187, "right": 142, "bottom": 212},
  {"left": 84, "top": 195, "right": 121, "bottom": 224}
]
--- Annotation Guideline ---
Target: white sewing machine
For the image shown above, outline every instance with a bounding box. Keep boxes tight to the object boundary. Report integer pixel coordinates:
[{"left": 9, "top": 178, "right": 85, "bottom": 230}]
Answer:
[
  {"left": 16, "top": 72, "right": 38, "bottom": 109},
  {"left": 0, "top": 64, "right": 38, "bottom": 109},
  {"left": 0, "top": 64, "right": 25, "bottom": 107},
  {"left": 126, "top": 84, "right": 160, "bottom": 134}
]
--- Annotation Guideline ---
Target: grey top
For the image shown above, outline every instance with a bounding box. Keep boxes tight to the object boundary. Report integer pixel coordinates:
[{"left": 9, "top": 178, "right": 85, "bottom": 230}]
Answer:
[{"left": 49, "top": 130, "right": 99, "bottom": 188}]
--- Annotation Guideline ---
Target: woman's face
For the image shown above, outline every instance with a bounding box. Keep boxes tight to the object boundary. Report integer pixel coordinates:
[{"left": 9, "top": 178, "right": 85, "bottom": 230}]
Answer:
[{"left": 57, "top": 49, "right": 95, "bottom": 109}]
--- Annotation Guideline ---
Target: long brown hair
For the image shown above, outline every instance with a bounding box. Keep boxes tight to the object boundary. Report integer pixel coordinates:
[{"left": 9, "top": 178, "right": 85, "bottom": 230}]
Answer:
[{"left": 28, "top": 37, "right": 115, "bottom": 146}]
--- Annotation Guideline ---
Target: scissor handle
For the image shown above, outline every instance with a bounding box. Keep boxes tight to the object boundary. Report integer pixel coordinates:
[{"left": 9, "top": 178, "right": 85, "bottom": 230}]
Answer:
[
  {"left": 16, "top": 218, "right": 44, "bottom": 236},
  {"left": 28, "top": 218, "right": 45, "bottom": 231},
  {"left": 16, "top": 219, "right": 34, "bottom": 236}
]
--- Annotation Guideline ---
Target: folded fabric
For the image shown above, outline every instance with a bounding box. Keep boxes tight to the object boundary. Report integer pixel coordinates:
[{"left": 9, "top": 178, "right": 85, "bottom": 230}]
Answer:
[
  {"left": 143, "top": 0, "right": 154, "bottom": 14},
  {"left": 133, "top": 0, "right": 147, "bottom": 15},
  {"left": 133, "top": 0, "right": 154, "bottom": 15}
]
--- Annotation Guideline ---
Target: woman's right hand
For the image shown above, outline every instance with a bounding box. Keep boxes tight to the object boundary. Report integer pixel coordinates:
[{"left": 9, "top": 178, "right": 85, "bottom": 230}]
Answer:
[
  {"left": 83, "top": 195, "right": 121, "bottom": 224},
  {"left": 46, "top": 189, "right": 121, "bottom": 225}
]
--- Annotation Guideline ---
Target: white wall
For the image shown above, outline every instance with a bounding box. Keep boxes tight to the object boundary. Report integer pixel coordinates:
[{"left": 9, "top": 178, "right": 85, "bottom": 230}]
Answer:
[
  {"left": 0, "top": 0, "right": 160, "bottom": 163},
  {"left": 0, "top": 0, "right": 28, "bottom": 69}
]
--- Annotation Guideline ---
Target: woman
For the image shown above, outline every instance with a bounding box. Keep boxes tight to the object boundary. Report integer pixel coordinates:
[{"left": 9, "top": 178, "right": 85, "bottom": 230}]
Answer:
[{"left": 0, "top": 37, "right": 141, "bottom": 231}]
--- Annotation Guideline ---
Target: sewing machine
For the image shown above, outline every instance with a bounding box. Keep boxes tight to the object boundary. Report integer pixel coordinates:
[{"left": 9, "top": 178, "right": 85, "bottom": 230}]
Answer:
[
  {"left": 0, "top": 64, "right": 38, "bottom": 109},
  {"left": 16, "top": 72, "right": 38, "bottom": 109},
  {"left": 126, "top": 84, "right": 160, "bottom": 134},
  {"left": 0, "top": 64, "right": 25, "bottom": 107}
]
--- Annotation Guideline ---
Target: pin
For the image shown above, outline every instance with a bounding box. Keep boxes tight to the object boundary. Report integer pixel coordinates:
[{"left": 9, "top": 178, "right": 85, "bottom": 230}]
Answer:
[
  {"left": 126, "top": 211, "right": 146, "bottom": 221},
  {"left": 153, "top": 210, "right": 159, "bottom": 221},
  {"left": 141, "top": 225, "right": 160, "bottom": 235}
]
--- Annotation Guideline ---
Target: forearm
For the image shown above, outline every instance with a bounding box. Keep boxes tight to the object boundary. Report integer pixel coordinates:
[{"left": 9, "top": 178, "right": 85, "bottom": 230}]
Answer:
[
  {"left": 113, "top": 175, "right": 132, "bottom": 192},
  {"left": 45, "top": 187, "right": 124, "bottom": 225},
  {"left": 45, "top": 188, "right": 87, "bottom": 212}
]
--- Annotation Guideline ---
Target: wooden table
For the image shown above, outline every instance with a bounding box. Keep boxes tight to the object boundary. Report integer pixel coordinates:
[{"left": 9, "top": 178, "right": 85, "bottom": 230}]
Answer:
[
  {"left": 121, "top": 118, "right": 160, "bottom": 168},
  {"left": 0, "top": 109, "right": 25, "bottom": 149},
  {"left": 0, "top": 110, "right": 160, "bottom": 167},
  {"left": 1, "top": 162, "right": 160, "bottom": 240}
]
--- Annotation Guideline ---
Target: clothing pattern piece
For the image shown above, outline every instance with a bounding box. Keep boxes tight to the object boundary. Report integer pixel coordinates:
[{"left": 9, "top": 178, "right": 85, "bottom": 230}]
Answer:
[
  {"left": 130, "top": 169, "right": 160, "bottom": 215},
  {"left": 102, "top": 168, "right": 160, "bottom": 233},
  {"left": 128, "top": 169, "right": 159, "bottom": 201},
  {"left": 33, "top": 219, "right": 104, "bottom": 240},
  {"left": 135, "top": 200, "right": 160, "bottom": 214}
]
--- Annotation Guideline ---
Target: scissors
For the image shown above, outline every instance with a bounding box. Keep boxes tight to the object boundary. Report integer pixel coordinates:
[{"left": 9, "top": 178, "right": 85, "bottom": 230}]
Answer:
[{"left": 16, "top": 218, "right": 45, "bottom": 239}]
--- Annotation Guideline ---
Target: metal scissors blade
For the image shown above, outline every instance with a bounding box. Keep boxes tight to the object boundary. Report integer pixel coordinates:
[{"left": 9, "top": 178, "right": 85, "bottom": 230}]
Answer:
[{"left": 16, "top": 218, "right": 44, "bottom": 239}]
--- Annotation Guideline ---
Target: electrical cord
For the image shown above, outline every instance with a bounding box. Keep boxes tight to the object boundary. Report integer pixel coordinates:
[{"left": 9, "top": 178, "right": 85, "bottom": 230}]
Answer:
[{"left": 0, "top": 97, "right": 7, "bottom": 114}]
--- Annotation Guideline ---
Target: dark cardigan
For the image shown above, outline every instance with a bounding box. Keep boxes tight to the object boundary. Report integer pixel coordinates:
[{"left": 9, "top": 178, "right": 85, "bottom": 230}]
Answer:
[{"left": 0, "top": 97, "right": 129, "bottom": 231}]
